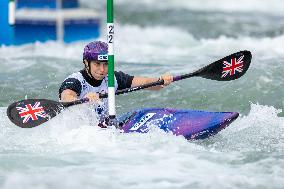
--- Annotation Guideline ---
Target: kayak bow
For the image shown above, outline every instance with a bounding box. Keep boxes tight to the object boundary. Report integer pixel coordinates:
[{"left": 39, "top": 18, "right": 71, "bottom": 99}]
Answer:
[{"left": 119, "top": 108, "right": 239, "bottom": 140}]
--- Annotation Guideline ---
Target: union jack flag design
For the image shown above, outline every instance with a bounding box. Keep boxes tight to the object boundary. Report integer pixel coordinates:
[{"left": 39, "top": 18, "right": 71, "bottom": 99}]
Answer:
[
  {"left": 16, "top": 102, "right": 47, "bottom": 123},
  {"left": 222, "top": 55, "right": 244, "bottom": 78}
]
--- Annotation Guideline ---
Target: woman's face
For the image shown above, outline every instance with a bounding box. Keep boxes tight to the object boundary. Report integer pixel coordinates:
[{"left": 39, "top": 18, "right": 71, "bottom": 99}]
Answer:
[{"left": 85, "top": 60, "right": 108, "bottom": 80}]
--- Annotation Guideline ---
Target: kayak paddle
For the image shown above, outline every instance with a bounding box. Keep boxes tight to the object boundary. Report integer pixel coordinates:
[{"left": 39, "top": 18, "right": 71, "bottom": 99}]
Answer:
[
  {"left": 100, "top": 50, "right": 252, "bottom": 98},
  {"left": 7, "top": 50, "right": 251, "bottom": 128}
]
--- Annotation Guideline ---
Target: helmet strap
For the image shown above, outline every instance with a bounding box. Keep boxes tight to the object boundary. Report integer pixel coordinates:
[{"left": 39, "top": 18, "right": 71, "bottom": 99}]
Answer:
[{"left": 84, "top": 60, "right": 96, "bottom": 80}]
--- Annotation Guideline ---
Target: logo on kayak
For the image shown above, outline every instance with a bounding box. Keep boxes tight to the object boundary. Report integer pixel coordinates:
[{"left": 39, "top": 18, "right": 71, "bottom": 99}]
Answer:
[
  {"left": 16, "top": 102, "right": 47, "bottom": 123},
  {"left": 222, "top": 55, "right": 244, "bottom": 78},
  {"left": 129, "top": 113, "right": 156, "bottom": 131}
]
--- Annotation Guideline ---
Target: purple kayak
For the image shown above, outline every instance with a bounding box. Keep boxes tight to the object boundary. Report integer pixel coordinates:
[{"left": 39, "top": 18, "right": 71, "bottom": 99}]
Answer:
[{"left": 119, "top": 108, "right": 239, "bottom": 140}]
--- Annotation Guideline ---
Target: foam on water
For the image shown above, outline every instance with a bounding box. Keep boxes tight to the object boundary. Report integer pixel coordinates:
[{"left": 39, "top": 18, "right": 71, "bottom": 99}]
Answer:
[
  {"left": 1, "top": 1, "right": 284, "bottom": 187},
  {"left": 115, "top": 24, "right": 284, "bottom": 64},
  {"left": 2, "top": 24, "right": 284, "bottom": 66},
  {"left": 113, "top": 0, "right": 284, "bottom": 15},
  {"left": 1, "top": 103, "right": 283, "bottom": 188},
  {"left": 204, "top": 104, "right": 284, "bottom": 152},
  {"left": 82, "top": 0, "right": 284, "bottom": 15}
]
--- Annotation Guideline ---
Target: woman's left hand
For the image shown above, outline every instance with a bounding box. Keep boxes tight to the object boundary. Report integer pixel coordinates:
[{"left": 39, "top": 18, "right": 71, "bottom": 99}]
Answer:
[{"left": 160, "top": 73, "right": 174, "bottom": 86}]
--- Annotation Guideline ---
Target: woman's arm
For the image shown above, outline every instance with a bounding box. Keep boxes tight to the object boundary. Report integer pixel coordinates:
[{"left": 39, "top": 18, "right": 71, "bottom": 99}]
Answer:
[{"left": 131, "top": 73, "right": 173, "bottom": 90}]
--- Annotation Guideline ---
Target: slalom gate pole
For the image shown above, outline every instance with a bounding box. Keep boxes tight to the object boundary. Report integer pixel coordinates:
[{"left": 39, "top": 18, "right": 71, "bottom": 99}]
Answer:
[{"left": 107, "top": 0, "right": 116, "bottom": 126}]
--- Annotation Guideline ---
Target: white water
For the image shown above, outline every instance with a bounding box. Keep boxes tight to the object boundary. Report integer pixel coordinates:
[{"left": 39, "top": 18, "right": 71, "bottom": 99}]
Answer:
[
  {"left": 0, "top": 104, "right": 283, "bottom": 189},
  {"left": 115, "top": 0, "right": 284, "bottom": 15},
  {"left": 2, "top": 24, "right": 284, "bottom": 65},
  {"left": 1, "top": 0, "right": 284, "bottom": 188},
  {"left": 82, "top": 0, "right": 284, "bottom": 15}
]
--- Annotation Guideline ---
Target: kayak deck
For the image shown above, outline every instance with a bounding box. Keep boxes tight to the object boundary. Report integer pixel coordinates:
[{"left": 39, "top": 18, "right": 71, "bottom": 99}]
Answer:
[{"left": 119, "top": 108, "right": 239, "bottom": 140}]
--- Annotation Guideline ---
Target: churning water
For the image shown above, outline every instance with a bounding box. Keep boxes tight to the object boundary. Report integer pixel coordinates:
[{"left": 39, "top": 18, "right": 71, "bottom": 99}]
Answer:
[{"left": 0, "top": 0, "right": 283, "bottom": 188}]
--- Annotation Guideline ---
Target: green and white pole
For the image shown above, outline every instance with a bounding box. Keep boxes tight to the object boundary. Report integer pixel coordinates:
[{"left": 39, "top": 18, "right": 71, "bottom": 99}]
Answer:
[
  {"left": 107, "top": 0, "right": 116, "bottom": 124},
  {"left": 8, "top": 0, "right": 15, "bottom": 26}
]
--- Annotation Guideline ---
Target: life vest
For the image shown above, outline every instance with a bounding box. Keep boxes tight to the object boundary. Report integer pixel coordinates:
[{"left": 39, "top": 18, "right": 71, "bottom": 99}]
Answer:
[{"left": 63, "top": 71, "right": 118, "bottom": 116}]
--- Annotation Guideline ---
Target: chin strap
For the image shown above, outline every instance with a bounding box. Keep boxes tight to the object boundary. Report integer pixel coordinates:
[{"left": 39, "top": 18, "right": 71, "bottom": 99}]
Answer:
[{"left": 85, "top": 60, "right": 96, "bottom": 80}]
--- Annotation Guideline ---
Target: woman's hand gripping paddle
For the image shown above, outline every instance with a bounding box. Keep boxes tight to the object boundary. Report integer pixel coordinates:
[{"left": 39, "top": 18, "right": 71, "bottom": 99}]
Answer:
[{"left": 7, "top": 50, "right": 252, "bottom": 128}]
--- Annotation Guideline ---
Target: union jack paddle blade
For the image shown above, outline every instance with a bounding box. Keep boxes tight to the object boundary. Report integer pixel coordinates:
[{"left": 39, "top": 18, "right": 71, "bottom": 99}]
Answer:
[
  {"left": 196, "top": 50, "right": 252, "bottom": 81},
  {"left": 7, "top": 99, "right": 64, "bottom": 128}
]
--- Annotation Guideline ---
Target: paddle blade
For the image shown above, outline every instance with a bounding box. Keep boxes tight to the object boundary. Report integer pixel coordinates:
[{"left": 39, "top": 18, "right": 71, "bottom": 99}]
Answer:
[
  {"left": 196, "top": 50, "right": 252, "bottom": 81},
  {"left": 7, "top": 99, "right": 64, "bottom": 128}
]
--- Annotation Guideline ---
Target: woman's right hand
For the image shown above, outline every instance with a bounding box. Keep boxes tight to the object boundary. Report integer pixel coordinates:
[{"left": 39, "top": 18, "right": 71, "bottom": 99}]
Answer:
[{"left": 85, "top": 92, "right": 101, "bottom": 103}]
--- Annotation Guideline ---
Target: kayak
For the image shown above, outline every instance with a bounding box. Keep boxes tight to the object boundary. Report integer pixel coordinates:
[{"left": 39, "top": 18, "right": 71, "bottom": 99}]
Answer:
[{"left": 118, "top": 108, "right": 239, "bottom": 140}]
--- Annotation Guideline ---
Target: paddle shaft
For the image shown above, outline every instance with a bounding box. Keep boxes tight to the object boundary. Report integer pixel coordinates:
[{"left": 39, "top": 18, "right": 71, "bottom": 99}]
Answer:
[
  {"left": 61, "top": 72, "right": 198, "bottom": 106},
  {"left": 61, "top": 98, "right": 90, "bottom": 108},
  {"left": 99, "top": 72, "right": 198, "bottom": 98}
]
